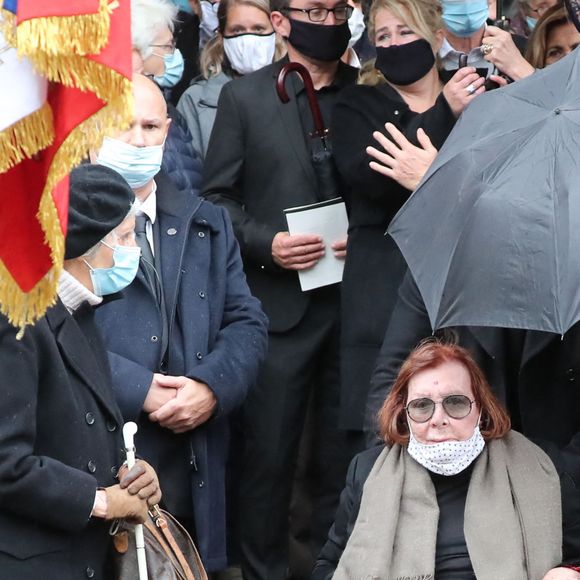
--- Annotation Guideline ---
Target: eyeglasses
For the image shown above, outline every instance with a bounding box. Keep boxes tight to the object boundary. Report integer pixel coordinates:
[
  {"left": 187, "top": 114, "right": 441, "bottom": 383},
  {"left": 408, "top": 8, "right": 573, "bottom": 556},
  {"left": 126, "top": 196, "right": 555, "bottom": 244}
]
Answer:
[
  {"left": 283, "top": 4, "right": 354, "bottom": 22},
  {"left": 150, "top": 39, "right": 177, "bottom": 54},
  {"left": 406, "top": 395, "right": 474, "bottom": 423}
]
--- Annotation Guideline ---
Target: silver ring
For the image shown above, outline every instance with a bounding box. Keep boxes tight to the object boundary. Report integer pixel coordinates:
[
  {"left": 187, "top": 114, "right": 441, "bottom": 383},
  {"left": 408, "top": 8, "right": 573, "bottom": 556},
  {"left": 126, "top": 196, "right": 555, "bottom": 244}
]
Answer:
[
  {"left": 481, "top": 43, "right": 493, "bottom": 56},
  {"left": 465, "top": 83, "right": 476, "bottom": 95}
]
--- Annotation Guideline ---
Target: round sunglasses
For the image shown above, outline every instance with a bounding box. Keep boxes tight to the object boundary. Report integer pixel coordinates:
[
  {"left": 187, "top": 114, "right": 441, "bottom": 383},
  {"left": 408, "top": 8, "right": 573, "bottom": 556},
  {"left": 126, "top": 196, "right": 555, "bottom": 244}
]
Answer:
[{"left": 406, "top": 394, "right": 474, "bottom": 423}]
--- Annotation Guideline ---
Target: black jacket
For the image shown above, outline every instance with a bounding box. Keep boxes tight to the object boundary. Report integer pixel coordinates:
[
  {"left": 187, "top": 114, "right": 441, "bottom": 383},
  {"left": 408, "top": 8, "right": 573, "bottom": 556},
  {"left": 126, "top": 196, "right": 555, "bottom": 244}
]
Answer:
[
  {"left": 202, "top": 59, "right": 358, "bottom": 333},
  {"left": 331, "top": 83, "right": 456, "bottom": 430},
  {"left": 0, "top": 301, "right": 123, "bottom": 580},
  {"left": 162, "top": 103, "right": 204, "bottom": 195},
  {"left": 366, "top": 271, "right": 580, "bottom": 562},
  {"left": 311, "top": 446, "right": 382, "bottom": 579}
]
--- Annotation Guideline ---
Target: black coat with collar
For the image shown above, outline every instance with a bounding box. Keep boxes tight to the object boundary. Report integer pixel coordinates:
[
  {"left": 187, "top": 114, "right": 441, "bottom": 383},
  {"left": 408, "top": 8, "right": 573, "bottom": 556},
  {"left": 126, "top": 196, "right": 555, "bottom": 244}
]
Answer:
[
  {"left": 0, "top": 300, "right": 124, "bottom": 580},
  {"left": 202, "top": 59, "right": 358, "bottom": 333},
  {"left": 95, "top": 173, "right": 268, "bottom": 571},
  {"left": 366, "top": 271, "right": 580, "bottom": 563}
]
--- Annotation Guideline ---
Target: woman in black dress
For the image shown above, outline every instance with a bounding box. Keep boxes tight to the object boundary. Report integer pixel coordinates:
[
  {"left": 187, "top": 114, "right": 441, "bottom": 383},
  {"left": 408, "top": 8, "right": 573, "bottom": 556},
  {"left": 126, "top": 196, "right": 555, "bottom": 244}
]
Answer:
[{"left": 332, "top": 0, "right": 503, "bottom": 433}]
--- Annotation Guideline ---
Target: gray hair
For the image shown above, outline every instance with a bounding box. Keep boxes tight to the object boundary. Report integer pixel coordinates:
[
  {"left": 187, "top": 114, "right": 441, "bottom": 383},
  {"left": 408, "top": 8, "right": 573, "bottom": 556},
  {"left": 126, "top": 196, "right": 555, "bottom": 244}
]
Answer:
[{"left": 132, "top": 0, "right": 178, "bottom": 60}]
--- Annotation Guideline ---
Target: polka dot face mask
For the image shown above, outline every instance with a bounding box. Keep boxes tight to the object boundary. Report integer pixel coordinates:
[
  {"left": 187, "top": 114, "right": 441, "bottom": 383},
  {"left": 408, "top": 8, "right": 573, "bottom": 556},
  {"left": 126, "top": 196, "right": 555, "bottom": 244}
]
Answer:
[{"left": 407, "top": 421, "right": 485, "bottom": 476}]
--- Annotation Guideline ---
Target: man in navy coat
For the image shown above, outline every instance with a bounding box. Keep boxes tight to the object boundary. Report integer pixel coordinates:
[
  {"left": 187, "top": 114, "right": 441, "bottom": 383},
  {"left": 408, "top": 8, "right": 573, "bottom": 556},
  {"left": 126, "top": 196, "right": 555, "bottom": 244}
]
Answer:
[{"left": 94, "top": 74, "right": 268, "bottom": 572}]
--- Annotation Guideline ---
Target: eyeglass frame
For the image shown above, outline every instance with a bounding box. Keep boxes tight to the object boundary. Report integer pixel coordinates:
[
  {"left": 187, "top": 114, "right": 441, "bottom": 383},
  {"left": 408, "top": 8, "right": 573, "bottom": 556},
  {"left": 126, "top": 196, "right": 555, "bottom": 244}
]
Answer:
[
  {"left": 282, "top": 4, "right": 354, "bottom": 23},
  {"left": 149, "top": 39, "right": 177, "bottom": 55},
  {"left": 405, "top": 394, "right": 475, "bottom": 423}
]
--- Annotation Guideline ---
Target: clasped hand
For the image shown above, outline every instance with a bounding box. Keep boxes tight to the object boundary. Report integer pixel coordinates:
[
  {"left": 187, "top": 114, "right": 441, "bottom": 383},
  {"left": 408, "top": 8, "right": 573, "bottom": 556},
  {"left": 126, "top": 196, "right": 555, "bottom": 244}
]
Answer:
[{"left": 144, "top": 373, "right": 217, "bottom": 433}]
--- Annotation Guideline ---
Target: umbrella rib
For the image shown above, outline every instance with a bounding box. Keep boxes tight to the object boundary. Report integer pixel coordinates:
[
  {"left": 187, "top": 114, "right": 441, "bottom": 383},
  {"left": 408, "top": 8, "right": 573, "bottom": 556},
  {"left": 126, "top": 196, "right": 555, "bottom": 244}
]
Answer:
[{"left": 549, "top": 127, "right": 562, "bottom": 332}]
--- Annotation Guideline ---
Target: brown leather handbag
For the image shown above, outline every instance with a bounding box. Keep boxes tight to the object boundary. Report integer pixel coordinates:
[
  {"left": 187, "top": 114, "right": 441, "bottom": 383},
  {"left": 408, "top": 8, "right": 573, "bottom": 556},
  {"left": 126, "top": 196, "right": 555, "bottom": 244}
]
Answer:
[{"left": 112, "top": 505, "right": 208, "bottom": 580}]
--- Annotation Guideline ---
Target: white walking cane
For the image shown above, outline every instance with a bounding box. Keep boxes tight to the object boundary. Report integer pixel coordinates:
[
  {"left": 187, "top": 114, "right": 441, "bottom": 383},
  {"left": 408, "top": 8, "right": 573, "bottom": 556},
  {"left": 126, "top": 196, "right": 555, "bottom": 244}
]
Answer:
[{"left": 123, "top": 422, "right": 149, "bottom": 580}]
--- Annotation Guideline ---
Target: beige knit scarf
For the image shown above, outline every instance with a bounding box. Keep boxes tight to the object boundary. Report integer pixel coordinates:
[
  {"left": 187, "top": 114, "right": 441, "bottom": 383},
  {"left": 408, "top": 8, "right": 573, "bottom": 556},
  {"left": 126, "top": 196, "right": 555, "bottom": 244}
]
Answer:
[{"left": 333, "top": 431, "right": 562, "bottom": 580}]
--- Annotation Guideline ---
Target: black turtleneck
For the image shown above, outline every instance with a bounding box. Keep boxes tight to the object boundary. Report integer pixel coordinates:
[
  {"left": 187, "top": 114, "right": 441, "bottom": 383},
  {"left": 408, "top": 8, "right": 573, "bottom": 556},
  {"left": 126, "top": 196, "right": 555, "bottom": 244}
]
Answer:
[{"left": 429, "top": 464, "right": 476, "bottom": 579}]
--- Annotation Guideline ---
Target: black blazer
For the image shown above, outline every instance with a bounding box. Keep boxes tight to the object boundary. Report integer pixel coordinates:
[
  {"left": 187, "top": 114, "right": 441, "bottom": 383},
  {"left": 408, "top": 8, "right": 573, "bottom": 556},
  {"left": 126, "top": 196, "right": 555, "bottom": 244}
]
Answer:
[
  {"left": 366, "top": 271, "right": 580, "bottom": 562},
  {"left": 0, "top": 301, "right": 124, "bottom": 580},
  {"left": 202, "top": 59, "right": 358, "bottom": 333}
]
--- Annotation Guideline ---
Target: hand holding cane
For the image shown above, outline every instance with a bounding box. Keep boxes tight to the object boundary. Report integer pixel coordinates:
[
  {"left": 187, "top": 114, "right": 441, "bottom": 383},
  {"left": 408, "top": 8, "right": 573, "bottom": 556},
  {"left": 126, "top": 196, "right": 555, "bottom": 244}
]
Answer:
[{"left": 123, "top": 422, "right": 148, "bottom": 580}]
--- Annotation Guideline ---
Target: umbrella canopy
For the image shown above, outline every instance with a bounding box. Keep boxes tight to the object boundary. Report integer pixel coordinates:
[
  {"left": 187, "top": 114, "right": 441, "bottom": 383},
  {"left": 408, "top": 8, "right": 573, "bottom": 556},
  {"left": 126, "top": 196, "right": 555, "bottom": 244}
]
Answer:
[{"left": 388, "top": 48, "right": 580, "bottom": 334}]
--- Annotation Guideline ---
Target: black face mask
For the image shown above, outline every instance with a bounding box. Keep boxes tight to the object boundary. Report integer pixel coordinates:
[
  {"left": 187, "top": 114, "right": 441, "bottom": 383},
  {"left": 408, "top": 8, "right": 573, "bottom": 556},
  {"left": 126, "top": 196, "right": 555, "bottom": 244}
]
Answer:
[
  {"left": 287, "top": 19, "right": 351, "bottom": 62},
  {"left": 375, "top": 38, "right": 435, "bottom": 86}
]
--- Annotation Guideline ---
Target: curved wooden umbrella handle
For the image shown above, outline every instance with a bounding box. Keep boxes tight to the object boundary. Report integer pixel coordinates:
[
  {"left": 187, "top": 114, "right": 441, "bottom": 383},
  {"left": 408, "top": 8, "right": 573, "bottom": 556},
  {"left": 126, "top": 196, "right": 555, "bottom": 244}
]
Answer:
[{"left": 276, "top": 62, "right": 326, "bottom": 136}]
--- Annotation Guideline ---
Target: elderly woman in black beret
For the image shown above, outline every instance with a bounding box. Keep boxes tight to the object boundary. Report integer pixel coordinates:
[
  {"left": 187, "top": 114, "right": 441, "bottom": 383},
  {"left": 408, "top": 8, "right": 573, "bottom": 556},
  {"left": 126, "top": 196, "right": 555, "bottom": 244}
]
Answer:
[{"left": 0, "top": 164, "right": 161, "bottom": 580}]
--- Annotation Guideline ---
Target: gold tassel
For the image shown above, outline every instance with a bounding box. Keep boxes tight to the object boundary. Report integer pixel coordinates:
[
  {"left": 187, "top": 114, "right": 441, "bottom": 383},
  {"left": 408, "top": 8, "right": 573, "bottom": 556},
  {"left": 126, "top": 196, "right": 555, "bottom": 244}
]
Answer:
[
  {"left": 13, "top": 0, "right": 114, "bottom": 58},
  {"left": 0, "top": 261, "right": 58, "bottom": 330},
  {"left": 0, "top": 103, "right": 54, "bottom": 174},
  {"left": 0, "top": 7, "right": 17, "bottom": 46},
  {"left": 21, "top": 51, "right": 132, "bottom": 106}
]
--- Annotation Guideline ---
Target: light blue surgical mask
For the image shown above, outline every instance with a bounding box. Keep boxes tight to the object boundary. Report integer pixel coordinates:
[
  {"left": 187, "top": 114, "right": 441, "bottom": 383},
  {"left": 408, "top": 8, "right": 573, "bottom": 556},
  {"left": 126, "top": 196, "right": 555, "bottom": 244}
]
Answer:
[
  {"left": 441, "top": 0, "right": 489, "bottom": 37},
  {"left": 526, "top": 15, "right": 538, "bottom": 30},
  {"left": 97, "top": 136, "right": 164, "bottom": 189},
  {"left": 173, "top": 0, "right": 193, "bottom": 13},
  {"left": 85, "top": 242, "right": 141, "bottom": 297},
  {"left": 154, "top": 48, "right": 185, "bottom": 88}
]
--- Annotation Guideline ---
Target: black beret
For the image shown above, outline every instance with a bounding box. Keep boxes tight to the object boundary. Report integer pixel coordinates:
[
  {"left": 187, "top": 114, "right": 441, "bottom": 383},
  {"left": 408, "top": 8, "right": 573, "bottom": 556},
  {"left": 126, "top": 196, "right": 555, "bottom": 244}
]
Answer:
[{"left": 65, "top": 164, "right": 135, "bottom": 259}]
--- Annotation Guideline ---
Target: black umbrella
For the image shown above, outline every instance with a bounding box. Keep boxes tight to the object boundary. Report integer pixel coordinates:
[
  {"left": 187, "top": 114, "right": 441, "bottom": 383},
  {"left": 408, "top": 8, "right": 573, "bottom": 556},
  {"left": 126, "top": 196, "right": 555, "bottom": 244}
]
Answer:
[
  {"left": 276, "top": 62, "right": 339, "bottom": 201},
  {"left": 388, "top": 48, "right": 580, "bottom": 334}
]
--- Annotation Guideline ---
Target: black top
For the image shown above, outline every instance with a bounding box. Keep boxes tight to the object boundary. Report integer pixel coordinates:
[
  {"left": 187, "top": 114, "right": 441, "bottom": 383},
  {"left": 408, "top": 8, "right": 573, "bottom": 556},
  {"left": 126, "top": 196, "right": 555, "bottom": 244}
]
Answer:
[
  {"left": 331, "top": 81, "right": 457, "bottom": 229},
  {"left": 430, "top": 465, "right": 476, "bottom": 579},
  {"left": 292, "top": 61, "right": 355, "bottom": 138},
  {"left": 330, "top": 80, "right": 457, "bottom": 429}
]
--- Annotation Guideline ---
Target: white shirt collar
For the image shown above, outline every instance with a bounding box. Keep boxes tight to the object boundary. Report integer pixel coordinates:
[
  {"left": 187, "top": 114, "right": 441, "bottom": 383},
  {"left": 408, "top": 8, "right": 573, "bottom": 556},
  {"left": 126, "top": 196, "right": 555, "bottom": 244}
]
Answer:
[
  {"left": 439, "top": 38, "right": 491, "bottom": 71},
  {"left": 138, "top": 181, "right": 157, "bottom": 224},
  {"left": 58, "top": 269, "right": 102, "bottom": 313}
]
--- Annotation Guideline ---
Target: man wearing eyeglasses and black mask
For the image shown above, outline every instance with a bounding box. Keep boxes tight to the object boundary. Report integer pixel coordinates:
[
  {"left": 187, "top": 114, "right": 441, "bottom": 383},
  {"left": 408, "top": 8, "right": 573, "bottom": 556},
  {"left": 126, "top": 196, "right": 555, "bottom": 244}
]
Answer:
[{"left": 202, "top": 1, "right": 359, "bottom": 578}]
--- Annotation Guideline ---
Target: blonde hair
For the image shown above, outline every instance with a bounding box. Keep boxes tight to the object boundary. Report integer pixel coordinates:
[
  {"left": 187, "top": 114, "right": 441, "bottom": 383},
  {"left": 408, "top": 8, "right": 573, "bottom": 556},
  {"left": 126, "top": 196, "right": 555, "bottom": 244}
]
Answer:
[
  {"left": 200, "top": 0, "right": 286, "bottom": 78},
  {"left": 367, "top": 0, "right": 443, "bottom": 48},
  {"left": 361, "top": 0, "right": 442, "bottom": 85}
]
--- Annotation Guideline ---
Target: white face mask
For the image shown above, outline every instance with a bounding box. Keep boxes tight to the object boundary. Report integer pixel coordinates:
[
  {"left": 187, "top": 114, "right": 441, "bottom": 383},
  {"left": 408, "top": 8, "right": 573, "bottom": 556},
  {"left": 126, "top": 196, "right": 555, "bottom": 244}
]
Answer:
[
  {"left": 407, "top": 421, "right": 485, "bottom": 476},
  {"left": 348, "top": 7, "right": 365, "bottom": 48},
  {"left": 223, "top": 32, "right": 276, "bottom": 75},
  {"left": 96, "top": 137, "right": 163, "bottom": 189}
]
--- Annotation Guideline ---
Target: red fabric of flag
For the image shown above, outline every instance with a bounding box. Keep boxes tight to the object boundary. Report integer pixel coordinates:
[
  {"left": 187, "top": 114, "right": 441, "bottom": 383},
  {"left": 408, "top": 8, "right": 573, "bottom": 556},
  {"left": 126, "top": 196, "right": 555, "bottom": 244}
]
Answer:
[{"left": 0, "top": 0, "right": 132, "bottom": 327}]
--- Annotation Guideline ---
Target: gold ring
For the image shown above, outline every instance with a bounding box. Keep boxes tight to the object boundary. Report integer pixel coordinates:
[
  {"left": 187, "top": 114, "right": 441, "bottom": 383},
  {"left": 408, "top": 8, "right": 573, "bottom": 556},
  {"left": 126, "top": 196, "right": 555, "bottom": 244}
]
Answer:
[{"left": 481, "top": 43, "right": 493, "bottom": 56}]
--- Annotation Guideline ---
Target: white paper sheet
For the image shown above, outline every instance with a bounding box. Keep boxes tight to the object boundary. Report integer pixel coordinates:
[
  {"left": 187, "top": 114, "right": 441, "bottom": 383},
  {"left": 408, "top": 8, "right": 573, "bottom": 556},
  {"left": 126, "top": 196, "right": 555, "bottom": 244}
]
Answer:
[{"left": 284, "top": 197, "right": 348, "bottom": 292}]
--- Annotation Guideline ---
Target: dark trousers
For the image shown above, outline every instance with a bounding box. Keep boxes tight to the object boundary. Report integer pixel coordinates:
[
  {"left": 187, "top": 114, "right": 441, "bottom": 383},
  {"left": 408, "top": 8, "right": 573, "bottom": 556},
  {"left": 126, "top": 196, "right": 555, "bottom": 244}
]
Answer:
[{"left": 239, "top": 289, "right": 357, "bottom": 580}]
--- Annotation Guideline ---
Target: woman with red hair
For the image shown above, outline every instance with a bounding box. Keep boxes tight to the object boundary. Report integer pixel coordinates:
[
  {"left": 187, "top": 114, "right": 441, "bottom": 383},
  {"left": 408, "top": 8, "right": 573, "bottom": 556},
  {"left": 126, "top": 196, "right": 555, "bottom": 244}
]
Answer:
[{"left": 313, "top": 341, "right": 574, "bottom": 580}]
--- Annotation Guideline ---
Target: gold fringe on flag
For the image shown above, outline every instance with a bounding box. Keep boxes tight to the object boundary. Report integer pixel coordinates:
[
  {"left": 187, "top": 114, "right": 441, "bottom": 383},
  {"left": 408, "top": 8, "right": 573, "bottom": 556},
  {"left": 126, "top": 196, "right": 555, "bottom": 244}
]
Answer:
[
  {"left": 0, "top": 65, "right": 132, "bottom": 332},
  {"left": 0, "top": 0, "right": 132, "bottom": 332},
  {"left": 0, "top": 261, "right": 59, "bottom": 334},
  {"left": 0, "top": 103, "right": 54, "bottom": 174},
  {"left": 0, "top": 7, "right": 16, "bottom": 46},
  {"left": 12, "top": 0, "right": 115, "bottom": 58}
]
